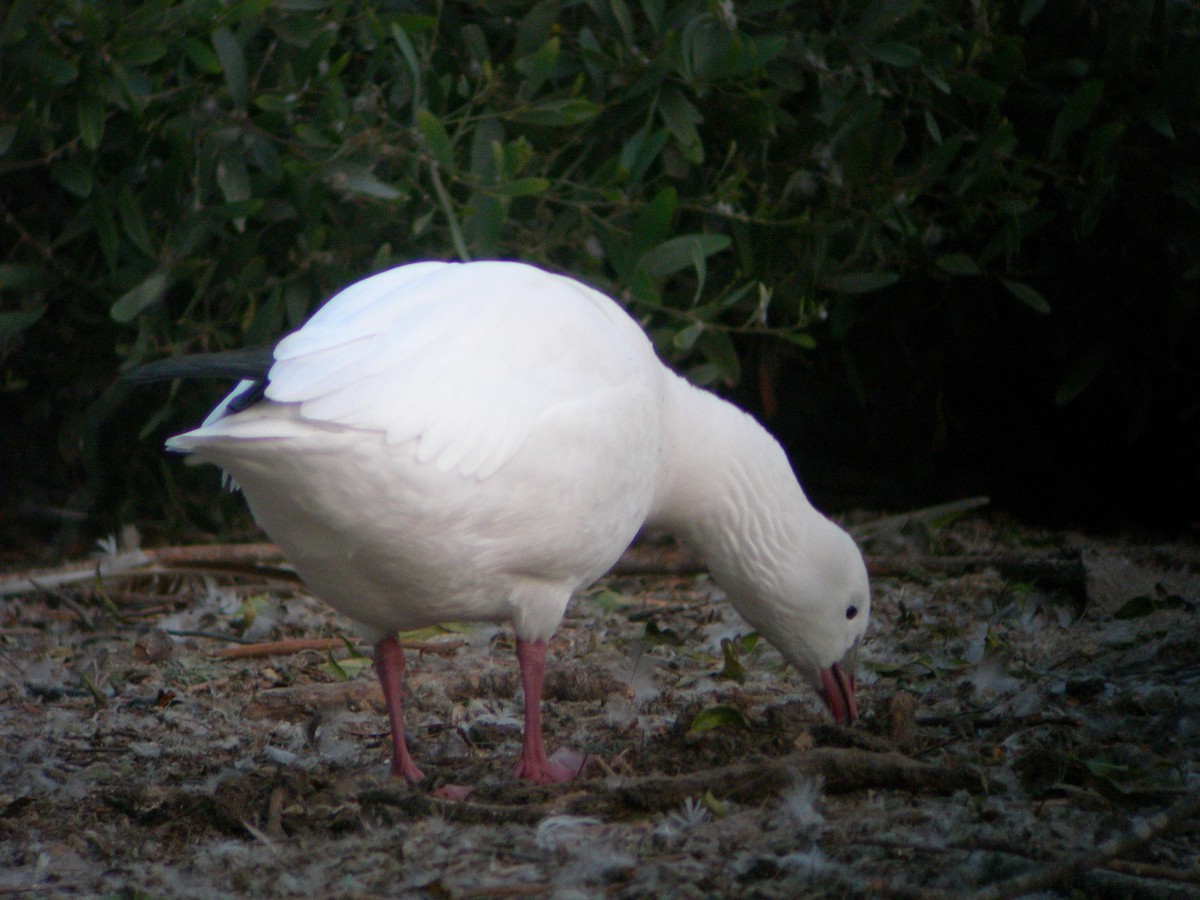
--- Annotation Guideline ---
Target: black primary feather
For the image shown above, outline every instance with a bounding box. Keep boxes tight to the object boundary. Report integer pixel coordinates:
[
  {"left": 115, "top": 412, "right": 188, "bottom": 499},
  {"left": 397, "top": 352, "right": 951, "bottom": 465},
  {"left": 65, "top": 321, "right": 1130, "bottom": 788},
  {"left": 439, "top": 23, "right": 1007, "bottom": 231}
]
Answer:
[
  {"left": 120, "top": 346, "right": 276, "bottom": 414},
  {"left": 120, "top": 347, "right": 275, "bottom": 385}
]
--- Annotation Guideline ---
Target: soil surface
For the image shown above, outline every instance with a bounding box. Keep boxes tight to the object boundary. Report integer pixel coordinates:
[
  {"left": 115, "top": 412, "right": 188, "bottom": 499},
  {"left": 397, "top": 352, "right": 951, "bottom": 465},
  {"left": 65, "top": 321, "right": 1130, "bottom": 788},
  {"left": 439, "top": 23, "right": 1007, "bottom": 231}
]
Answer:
[{"left": 2, "top": 512, "right": 1198, "bottom": 898}]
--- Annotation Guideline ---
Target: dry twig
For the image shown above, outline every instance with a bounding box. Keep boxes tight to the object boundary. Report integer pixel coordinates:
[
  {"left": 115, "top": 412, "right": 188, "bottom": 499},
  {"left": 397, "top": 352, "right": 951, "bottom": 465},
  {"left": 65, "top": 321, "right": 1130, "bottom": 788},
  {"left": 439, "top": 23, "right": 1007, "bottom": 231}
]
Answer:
[
  {"left": 1102, "top": 859, "right": 1200, "bottom": 886},
  {"left": 967, "top": 791, "right": 1200, "bottom": 900},
  {"left": 212, "top": 638, "right": 355, "bottom": 660},
  {"left": 358, "top": 747, "right": 991, "bottom": 827},
  {"left": 868, "top": 551, "right": 1086, "bottom": 593},
  {"left": 241, "top": 680, "right": 386, "bottom": 720},
  {"left": 587, "top": 747, "right": 990, "bottom": 815},
  {"left": 850, "top": 496, "right": 991, "bottom": 538},
  {"left": 212, "top": 637, "right": 465, "bottom": 660}
]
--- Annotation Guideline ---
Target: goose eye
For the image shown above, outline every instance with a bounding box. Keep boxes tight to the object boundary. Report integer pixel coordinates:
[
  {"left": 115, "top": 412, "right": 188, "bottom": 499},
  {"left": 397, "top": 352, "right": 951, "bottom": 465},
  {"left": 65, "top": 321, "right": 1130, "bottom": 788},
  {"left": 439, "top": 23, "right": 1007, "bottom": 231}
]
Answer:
[{"left": 845, "top": 605, "right": 858, "bottom": 620}]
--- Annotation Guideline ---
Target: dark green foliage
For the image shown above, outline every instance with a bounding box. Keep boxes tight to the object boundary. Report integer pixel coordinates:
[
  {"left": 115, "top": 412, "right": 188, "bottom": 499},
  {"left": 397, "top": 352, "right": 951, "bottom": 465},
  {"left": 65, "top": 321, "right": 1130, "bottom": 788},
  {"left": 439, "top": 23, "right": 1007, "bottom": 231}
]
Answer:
[{"left": 1, "top": 0, "right": 1197, "bottom": 534}]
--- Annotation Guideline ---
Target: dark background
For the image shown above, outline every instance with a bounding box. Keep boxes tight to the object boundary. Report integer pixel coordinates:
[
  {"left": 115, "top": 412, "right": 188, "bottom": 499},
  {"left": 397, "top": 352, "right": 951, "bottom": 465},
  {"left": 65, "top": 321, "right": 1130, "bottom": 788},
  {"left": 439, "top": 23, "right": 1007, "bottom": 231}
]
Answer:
[{"left": 1, "top": 1, "right": 1197, "bottom": 558}]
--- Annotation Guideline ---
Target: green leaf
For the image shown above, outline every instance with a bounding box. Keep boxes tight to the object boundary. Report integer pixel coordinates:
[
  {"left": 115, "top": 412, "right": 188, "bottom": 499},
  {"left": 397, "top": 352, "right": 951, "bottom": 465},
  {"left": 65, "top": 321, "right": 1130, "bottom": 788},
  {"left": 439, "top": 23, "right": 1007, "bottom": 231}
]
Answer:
[
  {"left": 1083, "top": 121, "right": 1126, "bottom": 171},
  {"left": 122, "top": 40, "right": 167, "bottom": 66},
  {"left": 951, "top": 74, "right": 1005, "bottom": 105},
  {"left": 699, "top": 330, "right": 740, "bottom": 384},
  {"left": 77, "top": 96, "right": 105, "bottom": 151},
  {"left": 181, "top": 37, "right": 222, "bottom": 73},
  {"left": 117, "top": 186, "right": 155, "bottom": 257},
  {"left": 1112, "top": 594, "right": 1192, "bottom": 620},
  {"left": 0, "top": 123, "right": 16, "bottom": 156},
  {"left": 509, "top": 98, "right": 599, "bottom": 127},
  {"left": 869, "top": 42, "right": 920, "bottom": 67},
  {"left": 610, "top": 0, "right": 636, "bottom": 40},
  {"left": 515, "top": 36, "right": 560, "bottom": 91},
  {"left": 41, "top": 54, "right": 78, "bottom": 85},
  {"left": 0, "top": 264, "right": 43, "bottom": 290},
  {"left": 642, "top": 619, "right": 683, "bottom": 646},
  {"left": 417, "top": 108, "right": 456, "bottom": 171},
  {"left": 717, "top": 637, "right": 746, "bottom": 682},
  {"left": 733, "top": 34, "right": 786, "bottom": 72},
  {"left": 51, "top": 159, "right": 93, "bottom": 198},
  {"left": 672, "top": 320, "right": 704, "bottom": 351},
  {"left": 321, "top": 655, "right": 370, "bottom": 681},
  {"left": 1139, "top": 107, "right": 1174, "bottom": 141},
  {"left": 828, "top": 271, "right": 900, "bottom": 294},
  {"left": 1081, "top": 758, "right": 1132, "bottom": 788},
  {"left": 778, "top": 330, "right": 817, "bottom": 350},
  {"left": 294, "top": 123, "right": 332, "bottom": 149},
  {"left": 1, "top": 0, "right": 37, "bottom": 46},
  {"left": 688, "top": 704, "right": 748, "bottom": 733},
  {"left": 1019, "top": 0, "right": 1049, "bottom": 26},
  {"left": 1055, "top": 346, "right": 1105, "bottom": 406},
  {"left": 630, "top": 186, "right": 677, "bottom": 257},
  {"left": 216, "top": 155, "right": 251, "bottom": 204},
  {"left": 395, "top": 13, "right": 438, "bottom": 35},
  {"left": 212, "top": 27, "right": 248, "bottom": 109},
  {"left": 390, "top": 22, "right": 421, "bottom": 89},
  {"left": 618, "top": 126, "right": 669, "bottom": 184},
  {"left": 1001, "top": 279, "right": 1051, "bottom": 314},
  {"left": 640, "top": 234, "right": 730, "bottom": 278},
  {"left": 918, "top": 66, "right": 948, "bottom": 99},
  {"left": 685, "top": 362, "right": 722, "bottom": 386},
  {"left": 284, "top": 282, "right": 313, "bottom": 327},
  {"left": 0, "top": 306, "right": 45, "bottom": 346},
  {"left": 514, "top": 0, "right": 559, "bottom": 56},
  {"left": 329, "top": 162, "right": 405, "bottom": 200},
  {"left": 680, "top": 15, "right": 719, "bottom": 82},
  {"left": 488, "top": 176, "right": 549, "bottom": 197},
  {"left": 90, "top": 193, "right": 118, "bottom": 271},
  {"left": 252, "top": 93, "right": 288, "bottom": 112},
  {"left": 208, "top": 199, "right": 264, "bottom": 221},
  {"left": 461, "top": 24, "right": 489, "bottom": 65},
  {"left": 936, "top": 253, "right": 980, "bottom": 276},
  {"left": 659, "top": 88, "right": 703, "bottom": 163},
  {"left": 587, "top": 588, "right": 634, "bottom": 613},
  {"left": 1048, "top": 79, "right": 1103, "bottom": 159},
  {"left": 223, "top": 0, "right": 274, "bottom": 26},
  {"left": 464, "top": 192, "right": 504, "bottom": 255},
  {"left": 923, "top": 108, "right": 942, "bottom": 144},
  {"left": 110, "top": 271, "right": 169, "bottom": 323}
]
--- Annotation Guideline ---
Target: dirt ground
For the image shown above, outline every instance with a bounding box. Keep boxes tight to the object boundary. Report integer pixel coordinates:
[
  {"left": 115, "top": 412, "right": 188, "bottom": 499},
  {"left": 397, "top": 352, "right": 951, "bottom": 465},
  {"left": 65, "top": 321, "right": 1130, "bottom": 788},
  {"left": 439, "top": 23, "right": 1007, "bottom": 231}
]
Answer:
[{"left": 1, "top": 511, "right": 1198, "bottom": 898}]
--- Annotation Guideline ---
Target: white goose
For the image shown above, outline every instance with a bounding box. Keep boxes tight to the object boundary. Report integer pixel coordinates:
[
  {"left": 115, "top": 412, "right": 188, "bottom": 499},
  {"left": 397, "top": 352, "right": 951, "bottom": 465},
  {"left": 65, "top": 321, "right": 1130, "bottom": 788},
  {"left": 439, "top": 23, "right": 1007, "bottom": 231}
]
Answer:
[{"left": 164, "top": 260, "right": 870, "bottom": 784}]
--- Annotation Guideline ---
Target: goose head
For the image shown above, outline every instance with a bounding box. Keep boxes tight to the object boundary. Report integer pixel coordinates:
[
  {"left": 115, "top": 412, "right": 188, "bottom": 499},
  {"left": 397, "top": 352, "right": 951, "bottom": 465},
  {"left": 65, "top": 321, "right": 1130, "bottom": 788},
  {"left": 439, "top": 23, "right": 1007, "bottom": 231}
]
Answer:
[{"left": 715, "top": 515, "right": 870, "bottom": 724}]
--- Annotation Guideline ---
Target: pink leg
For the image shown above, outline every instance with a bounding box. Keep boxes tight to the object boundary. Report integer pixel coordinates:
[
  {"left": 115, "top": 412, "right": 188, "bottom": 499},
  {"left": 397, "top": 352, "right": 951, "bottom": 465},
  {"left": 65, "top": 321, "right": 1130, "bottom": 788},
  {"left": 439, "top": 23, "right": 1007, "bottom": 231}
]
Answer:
[
  {"left": 512, "top": 638, "right": 582, "bottom": 784},
  {"left": 374, "top": 635, "right": 425, "bottom": 784}
]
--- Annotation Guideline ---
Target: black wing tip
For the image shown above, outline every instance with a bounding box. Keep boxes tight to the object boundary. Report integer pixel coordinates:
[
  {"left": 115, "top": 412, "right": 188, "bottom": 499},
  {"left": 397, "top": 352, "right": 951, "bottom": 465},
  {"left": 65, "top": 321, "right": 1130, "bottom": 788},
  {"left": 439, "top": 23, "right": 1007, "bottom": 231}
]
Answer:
[{"left": 120, "top": 347, "right": 275, "bottom": 385}]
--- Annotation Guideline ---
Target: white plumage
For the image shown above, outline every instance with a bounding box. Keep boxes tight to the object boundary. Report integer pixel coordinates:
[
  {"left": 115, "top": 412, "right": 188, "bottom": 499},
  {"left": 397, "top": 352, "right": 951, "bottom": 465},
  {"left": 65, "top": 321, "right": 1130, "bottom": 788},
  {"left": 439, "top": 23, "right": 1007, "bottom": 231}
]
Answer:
[{"left": 167, "top": 260, "right": 870, "bottom": 784}]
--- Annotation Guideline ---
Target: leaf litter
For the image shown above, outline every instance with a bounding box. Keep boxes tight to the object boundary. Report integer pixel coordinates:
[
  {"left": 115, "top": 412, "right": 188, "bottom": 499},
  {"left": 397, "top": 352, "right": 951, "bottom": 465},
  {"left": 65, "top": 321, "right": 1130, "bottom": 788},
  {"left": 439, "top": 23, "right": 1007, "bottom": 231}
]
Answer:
[{"left": 1, "top": 512, "right": 1197, "bottom": 898}]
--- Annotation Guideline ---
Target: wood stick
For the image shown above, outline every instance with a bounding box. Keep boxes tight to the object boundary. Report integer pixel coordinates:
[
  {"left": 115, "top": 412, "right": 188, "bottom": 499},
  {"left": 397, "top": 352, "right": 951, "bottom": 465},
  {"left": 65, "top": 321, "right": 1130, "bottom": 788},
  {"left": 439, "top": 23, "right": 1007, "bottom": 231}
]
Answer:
[
  {"left": 458, "top": 885, "right": 553, "bottom": 899},
  {"left": 1102, "top": 859, "right": 1200, "bottom": 886},
  {"left": 868, "top": 551, "right": 1086, "bottom": 593},
  {"left": 241, "top": 679, "right": 386, "bottom": 720},
  {"left": 360, "top": 747, "right": 992, "bottom": 828},
  {"left": 850, "top": 496, "right": 991, "bottom": 538},
  {"left": 213, "top": 638, "right": 352, "bottom": 659},
  {"left": 212, "top": 637, "right": 465, "bottom": 660},
  {"left": 612, "top": 542, "right": 1084, "bottom": 591},
  {"left": 5, "top": 529, "right": 1087, "bottom": 601},
  {"left": 966, "top": 791, "right": 1200, "bottom": 900},
  {"left": 613, "top": 542, "right": 705, "bottom": 576},
  {"left": 145, "top": 542, "right": 284, "bottom": 564},
  {"left": 580, "top": 747, "right": 990, "bottom": 817}
]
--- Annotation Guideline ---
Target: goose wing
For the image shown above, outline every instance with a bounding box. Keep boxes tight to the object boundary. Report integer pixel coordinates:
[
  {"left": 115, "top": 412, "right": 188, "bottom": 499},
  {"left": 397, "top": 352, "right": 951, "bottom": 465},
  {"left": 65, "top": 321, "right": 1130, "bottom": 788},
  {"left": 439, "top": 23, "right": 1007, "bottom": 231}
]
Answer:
[{"left": 204, "top": 261, "right": 656, "bottom": 480}]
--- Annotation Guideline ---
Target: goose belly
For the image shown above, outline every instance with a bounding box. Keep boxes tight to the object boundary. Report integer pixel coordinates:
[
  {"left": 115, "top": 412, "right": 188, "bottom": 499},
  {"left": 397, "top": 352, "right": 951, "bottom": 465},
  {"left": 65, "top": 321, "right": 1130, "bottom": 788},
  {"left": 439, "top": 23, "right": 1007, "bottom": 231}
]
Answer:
[{"left": 187, "top": 392, "right": 660, "bottom": 636}]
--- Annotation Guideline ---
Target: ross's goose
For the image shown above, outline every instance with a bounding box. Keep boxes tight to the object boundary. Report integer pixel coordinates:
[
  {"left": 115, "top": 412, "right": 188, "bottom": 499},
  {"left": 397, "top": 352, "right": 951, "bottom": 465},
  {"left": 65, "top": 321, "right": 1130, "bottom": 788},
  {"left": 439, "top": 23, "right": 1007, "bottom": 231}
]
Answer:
[{"left": 160, "top": 260, "right": 870, "bottom": 784}]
